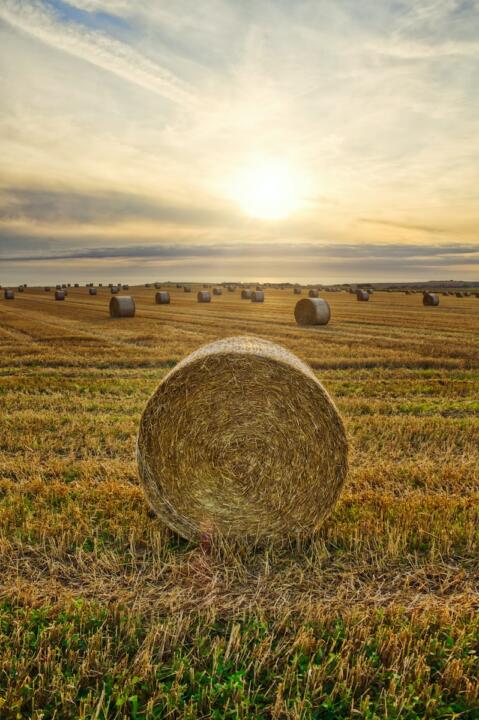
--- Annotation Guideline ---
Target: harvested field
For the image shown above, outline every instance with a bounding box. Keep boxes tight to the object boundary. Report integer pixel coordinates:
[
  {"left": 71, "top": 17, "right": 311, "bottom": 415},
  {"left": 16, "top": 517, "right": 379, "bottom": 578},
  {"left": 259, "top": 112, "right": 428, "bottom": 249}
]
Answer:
[{"left": 1, "top": 285, "right": 479, "bottom": 718}]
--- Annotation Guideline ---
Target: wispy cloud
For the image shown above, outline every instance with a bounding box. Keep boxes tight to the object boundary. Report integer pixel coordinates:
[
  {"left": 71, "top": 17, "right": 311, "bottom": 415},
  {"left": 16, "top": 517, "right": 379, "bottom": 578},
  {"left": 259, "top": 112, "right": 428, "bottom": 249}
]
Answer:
[{"left": 0, "top": 0, "right": 194, "bottom": 104}]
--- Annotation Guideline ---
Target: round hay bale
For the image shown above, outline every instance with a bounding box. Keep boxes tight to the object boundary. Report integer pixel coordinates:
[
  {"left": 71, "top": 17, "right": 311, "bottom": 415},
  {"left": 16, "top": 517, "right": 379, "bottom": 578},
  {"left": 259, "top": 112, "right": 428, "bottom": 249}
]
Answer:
[
  {"left": 154, "top": 282, "right": 161, "bottom": 289},
  {"left": 110, "top": 295, "right": 135, "bottom": 318},
  {"left": 184, "top": 286, "right": 192, "bottom": 293},
  {"left": 251, "top": 290, "right": 264, "bottom": 302},
  {"left": 241, "top": 289, "right": 252, "bottom": 300},
  {"left": 295, "top": 298, "right": 331, "bottom": 326},
  {"left": 455, "top": 292, "right": 464, "bottom": 298},
  {"left": 137, "top": 336, "right": 348, "bottom": 542},
  {"left": 111, "top": 286, "right": 119, "bottom": 294},
  {"left": 308, "top": 289, "right": 319, "bottom": 298},
  {"left": 294, "top": 287, "right": 302, "bottom": 295},
  {"left": 227, "top": 285, "right": 236, "bottom": 292},
  {"left": 74, "top": 283, "right": 79, "bottom": 288},
  {"left": 89, "top": 288, "right": 97, "bottom": 296},
  {"left": 55, "top": 290, "right": 65, "bottom": 301},
  {"left": 356, "top": 289, "right": 369, "bottom": 301},
  {"left": 156, "top": 291, "right": 170, "bottom": 304},
  {"left": 423, "top": 292, "right": 439, "bottom": 306},
  {"left": 44, "top": 287, "right": 51, "bottom": 292},
  {"left": 197, "top": 290, "right": 211, "bottom": 303},
  {"left": 17, "top": 286, "right": 24, "bottom": 292},
  {"left": 4, "top": 289, "right": 14, "bottom": 300},
  {"left": 122, "top": 284, "right": 129, "bottom": 290},
  {"left": 213, "top": 287, "right": 222, "bottom": 295}
]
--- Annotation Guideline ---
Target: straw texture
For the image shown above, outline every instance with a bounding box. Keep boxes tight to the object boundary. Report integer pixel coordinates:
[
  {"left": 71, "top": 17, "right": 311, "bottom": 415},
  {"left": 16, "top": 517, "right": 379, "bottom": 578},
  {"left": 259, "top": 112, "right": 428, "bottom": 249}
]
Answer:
[
  {"left": 137, "top": 336, "right": 348, "bottom": 543},
  {"left": 295, "top": 298, "right": 331, "bottom": 326},
  {"left": 110, "top": 296, "right": 135, "bottom": 317}
]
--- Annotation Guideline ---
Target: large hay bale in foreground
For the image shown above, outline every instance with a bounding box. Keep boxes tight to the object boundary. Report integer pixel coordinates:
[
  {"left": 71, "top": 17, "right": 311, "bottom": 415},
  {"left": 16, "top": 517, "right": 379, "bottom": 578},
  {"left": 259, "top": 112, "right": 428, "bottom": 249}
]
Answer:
[
  {"left": 156, "top": 291, "right": 170, "bottom": 304},
  {"left": 241, "top": 289, "right": 252, "bottom": 300},
  {"left": 357, "top": 289, "right": 369, "bottom": 301},
  {"left": 251, "top": 290, "right": 264, "bottom": 302},
  {"left": 137, "top": 336, "right": 348, "bottom": 542},
  {"left": 197, "top": 290, "right": 211, "bottom": 303},
  {"left": 423, "top": 292, "right": 439, "bottom": 306},
  {"left": 295, "top": 298, "right": 331, "bottom": 326},
  {"left": 110, "top": 295, "right": 135, "bottom": 317}
]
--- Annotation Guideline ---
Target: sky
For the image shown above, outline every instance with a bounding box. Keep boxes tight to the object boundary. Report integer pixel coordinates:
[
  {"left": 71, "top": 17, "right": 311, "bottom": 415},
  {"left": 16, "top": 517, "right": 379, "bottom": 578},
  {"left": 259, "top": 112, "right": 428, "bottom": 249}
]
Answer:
[{"left": 0, "top": 0, "right": 478, "bottom": 285}]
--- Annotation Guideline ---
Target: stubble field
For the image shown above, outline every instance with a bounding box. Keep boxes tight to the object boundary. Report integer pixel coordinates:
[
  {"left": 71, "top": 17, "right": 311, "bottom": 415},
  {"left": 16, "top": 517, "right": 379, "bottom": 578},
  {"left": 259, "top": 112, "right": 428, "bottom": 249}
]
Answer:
[{"left": 0, "top": 285, "right": 478, "bottom": 719}]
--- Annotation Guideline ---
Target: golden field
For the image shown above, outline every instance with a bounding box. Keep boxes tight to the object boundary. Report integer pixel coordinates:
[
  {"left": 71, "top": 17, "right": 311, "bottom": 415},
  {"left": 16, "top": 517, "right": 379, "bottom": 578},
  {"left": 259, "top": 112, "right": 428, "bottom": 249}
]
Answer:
[{"left": 1, "top": 285, "right": 479, "bottom": 719}]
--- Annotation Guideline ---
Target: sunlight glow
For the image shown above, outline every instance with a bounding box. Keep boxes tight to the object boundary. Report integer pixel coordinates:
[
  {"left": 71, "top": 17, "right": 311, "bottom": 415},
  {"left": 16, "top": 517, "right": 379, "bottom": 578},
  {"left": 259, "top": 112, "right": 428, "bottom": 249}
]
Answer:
[{"left": 230, "top": 157, "right": 308, "bottom": 220}]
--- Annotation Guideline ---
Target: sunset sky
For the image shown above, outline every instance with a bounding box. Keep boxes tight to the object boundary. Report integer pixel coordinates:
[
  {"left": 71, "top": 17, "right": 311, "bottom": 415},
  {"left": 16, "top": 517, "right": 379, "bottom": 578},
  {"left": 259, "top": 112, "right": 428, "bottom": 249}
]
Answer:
[{"left": 1, "top": 0, "right": 478, "bottom": 284}]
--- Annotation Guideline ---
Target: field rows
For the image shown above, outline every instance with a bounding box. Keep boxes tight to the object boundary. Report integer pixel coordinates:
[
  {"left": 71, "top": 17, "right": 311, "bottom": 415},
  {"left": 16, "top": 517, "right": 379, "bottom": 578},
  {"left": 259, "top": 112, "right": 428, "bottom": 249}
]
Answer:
[{"left": 1, "top": 287, "right": 478, "bottom": 717}]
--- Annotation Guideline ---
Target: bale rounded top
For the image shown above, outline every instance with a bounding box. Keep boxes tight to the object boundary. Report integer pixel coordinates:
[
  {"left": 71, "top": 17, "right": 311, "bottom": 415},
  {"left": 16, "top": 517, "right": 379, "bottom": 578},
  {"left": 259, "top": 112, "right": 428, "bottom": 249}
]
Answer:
[
  {"left": 4, "top": 289, "right": 14, "bottom": 299},
  {"left": 89, "top": 288, "right": 97, "bottom": 295},
  {"left": 356, "top": 289, "right": 369, "bottom": 301},
  {"left": 137, "top": 336, "right": 348, "bottom": 543},
  {"left": 251, "top": 290, "right": 264, "bottom": 302},
  {"left": 110, "top": 295, "right": 135, "bottom": 317},
  {"left": 294, "top": 287, "right": 302, "bottom": 294},
  {"left": 308, "top": 289, "right": 319, "bottom": 298},
  {"left": 213, "top": 287, "right": 222, "bottom": 295},
  {"left": 241, "top": 289, "right": 252, "bottom": 299},
  {"left": 197, "top": 290, "right": 211, "bottom": 303},
  {"left": 55, "top": 290, "right": 65, "bottom": 300},
  {"left": 295, "top": 297, "right": 331, "bottom": 326}
]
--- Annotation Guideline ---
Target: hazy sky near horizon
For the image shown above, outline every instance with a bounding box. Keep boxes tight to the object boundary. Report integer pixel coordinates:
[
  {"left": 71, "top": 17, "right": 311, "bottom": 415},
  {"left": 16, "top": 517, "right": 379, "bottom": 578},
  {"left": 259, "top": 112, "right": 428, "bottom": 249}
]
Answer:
[{"left": 1, "top": 0, "right": 478, "bottom": 284}]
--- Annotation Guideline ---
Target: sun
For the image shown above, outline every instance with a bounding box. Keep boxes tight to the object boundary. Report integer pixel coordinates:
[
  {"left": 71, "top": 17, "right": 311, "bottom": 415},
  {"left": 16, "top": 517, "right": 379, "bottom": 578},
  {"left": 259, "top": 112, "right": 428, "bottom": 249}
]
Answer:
[{"left": 230, "top": 157, "right": 307, "bottom": 220}]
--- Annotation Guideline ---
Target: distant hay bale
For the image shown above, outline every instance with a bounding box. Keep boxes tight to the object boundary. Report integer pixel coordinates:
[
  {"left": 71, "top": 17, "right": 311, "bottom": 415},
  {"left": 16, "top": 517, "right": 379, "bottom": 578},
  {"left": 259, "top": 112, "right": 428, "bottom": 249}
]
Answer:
[
  {"left": 241, "top": 289, "right": 253, "bottom": 299},
  {"left": 423, "top": 292, "right": 439, "bottom": 306},
  {"left": 356, "top": 289, "right": 369, "bottom": 301},
  {"left": 251, "top": 290, "right": 264, "bottom": 302},
  {"left": 256, "top": 285, "right": 263, "bottom": 291},
  {"left": 89, "top": 288, "right": 97, "bottom": 295},
  {"left": 308, "top": 289, "right": 319, "bottom": 298},
  {"left": 145, "top": 283, "right": 151, "bottom": 288},
  {"left": 455, "top": 292, "right": 464, "bottom": 298},
  {"left": 137, "top": 336, "right": 348, "bottom": 542},
  {"left": 110, "top": 295, "right": 135, "bottom": 318},
  {"left": 227, "top": 285, "right": 236, "bottom": 292},
  {"left": 295, "top": 298, "right": 331, "bottom": 326},
  {"left": 74, "top": 283, "right": 79, "bottom": 288},
  {"left": 44, "top": 287, "right": 51, "bottom": 292},
  {"left": 4, "top": 289, "right": 14, "bottom": 300},
  {"left": 197, "top": 290, "right": 211, "bottom": 303},
  {"left": 184, "top": 286, "right": 192, "bottom": 293},
  {"left": 294, "top": 287, "right": 302, "bottom": 294},
  {"left": 17, "top": 286, "right": 24, "bottom": 292},
  {"left": 122, "top": 284, "right": 129, "bottom": 290},
  {"left": 154, "top": 282, "right": 161, "bottom": 289},
  {"left": 111, "top": 286, "right": 119, "bottom": 294},
  {"left": 55, "top": 290, "right": 65, "bottom": 301},
  {"left": 56, "top": 284, "right": 61, "bottom": 290},
  {"left": 213, "top": 287, "right": 222, "bottom": 295},
  {"left": 155, "top": 291, "right": 170, "bottom": 304}
]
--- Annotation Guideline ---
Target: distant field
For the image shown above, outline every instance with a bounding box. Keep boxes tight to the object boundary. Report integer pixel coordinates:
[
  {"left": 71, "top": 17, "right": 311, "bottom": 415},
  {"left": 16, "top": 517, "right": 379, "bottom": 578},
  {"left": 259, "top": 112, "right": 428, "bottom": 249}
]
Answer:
[{"left": 1, "top": 286, "right": 479, "bottom": 719}]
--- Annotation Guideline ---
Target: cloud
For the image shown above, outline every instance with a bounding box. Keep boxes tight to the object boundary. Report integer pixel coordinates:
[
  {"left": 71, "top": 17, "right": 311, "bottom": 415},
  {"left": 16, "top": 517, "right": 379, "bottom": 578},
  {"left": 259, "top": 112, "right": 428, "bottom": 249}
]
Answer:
[
  {"left": 0, "top": 187, "right": 239, "bottom": 227},
  {"left": 359, "top": 218, "right": 447, "bottom": 234},
  {"left": 0, "top": 0, "right": 194, "bottom": 105}
]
